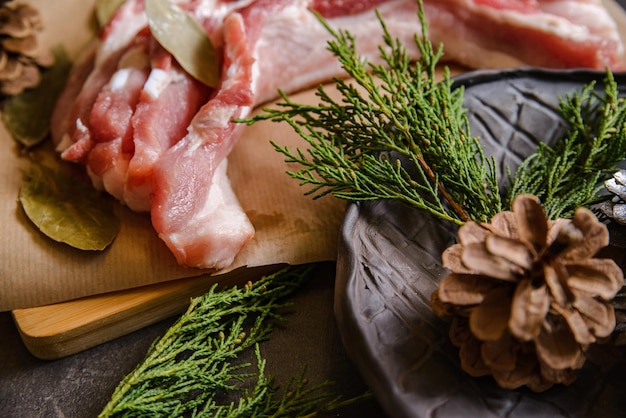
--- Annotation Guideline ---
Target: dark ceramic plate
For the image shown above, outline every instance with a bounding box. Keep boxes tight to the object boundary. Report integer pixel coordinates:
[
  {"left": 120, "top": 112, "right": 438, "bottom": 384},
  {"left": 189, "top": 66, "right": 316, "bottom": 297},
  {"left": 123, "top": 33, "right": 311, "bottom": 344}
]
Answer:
[{"left": 334, "top": 68, "right": 626, "bottom": 418}]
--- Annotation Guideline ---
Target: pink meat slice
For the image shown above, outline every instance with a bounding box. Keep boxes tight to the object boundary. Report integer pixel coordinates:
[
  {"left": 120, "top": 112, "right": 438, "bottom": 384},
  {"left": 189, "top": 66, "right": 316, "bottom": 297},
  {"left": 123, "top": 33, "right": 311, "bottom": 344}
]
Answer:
[
  {"left": 110, "top": 0, "right": 246, "bottom": 213},
  {"left": 50, "top": 45, "right": 95, "bottom": 148},
  {"left": 54, "top": 5, "right": 213, "bottom": 212},
  {"left": 249, "top": 0, "right": 424, "bottom": 104},
  {"left": 85, "top": 35, "right": 151, "bottom": 200},
  {"left": 426, "top": 0, "right": 624, "bottom": 69},
  {"left": 123, "top": 41, "right": 211, "bottom": 211},
  {"left": 151, "top": 12, "right": 255, "bottom": 269},
  {"left": 52, "top": 0, "right": 147, "bottom": 158},
  {"left": 88, "top": 44, "right": 148, "bottom": 155}
]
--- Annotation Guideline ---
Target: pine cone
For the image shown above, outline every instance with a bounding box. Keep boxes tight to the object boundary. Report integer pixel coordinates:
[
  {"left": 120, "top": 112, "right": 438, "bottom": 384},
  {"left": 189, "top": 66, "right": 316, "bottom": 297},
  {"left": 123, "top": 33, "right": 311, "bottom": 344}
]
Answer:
[
  {"left": 431, "top": 194, "right": 624, "bottom": 392},
  {"left": 601, "top": 169, "right": 626, "bottom": 224},
  {"left": 0, "top": 1, "right": 52, "bottom": 96}
]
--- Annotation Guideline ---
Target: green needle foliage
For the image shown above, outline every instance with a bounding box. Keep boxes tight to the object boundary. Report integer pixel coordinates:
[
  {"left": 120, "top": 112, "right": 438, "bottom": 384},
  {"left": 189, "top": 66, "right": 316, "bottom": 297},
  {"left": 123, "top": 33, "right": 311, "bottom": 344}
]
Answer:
[
  {"left": 244, "top": 1, "right": 501, "bottom": 225},
  {"left": 99, "top": 265, "right": 364, "bottom": 417},
  {"left": 507, "top": 72, "right": 626, "bottom": 219}
]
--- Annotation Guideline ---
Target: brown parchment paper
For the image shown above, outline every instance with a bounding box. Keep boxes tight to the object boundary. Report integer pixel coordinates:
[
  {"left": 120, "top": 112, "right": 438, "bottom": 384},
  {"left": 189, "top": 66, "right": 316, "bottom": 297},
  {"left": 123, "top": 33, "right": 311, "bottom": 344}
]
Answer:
[
  {"left": 3, "top": 0, "right": 626, "bottom": 311},
  {"left": 0, "top": 0, "right": 346, "bottom": 311}
]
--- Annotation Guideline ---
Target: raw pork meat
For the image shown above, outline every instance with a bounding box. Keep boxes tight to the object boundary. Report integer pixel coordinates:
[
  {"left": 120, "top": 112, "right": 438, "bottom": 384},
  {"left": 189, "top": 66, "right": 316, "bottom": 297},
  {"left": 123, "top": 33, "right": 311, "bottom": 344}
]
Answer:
[
  {"left": 426, "top": 0, "right": 625, "bottom": 69},
  {"left": 51, "top": 0, "right": 625, "bottom": 269},
  {"left": 151, "top": 12, "right": 256, "bottom": 268}
]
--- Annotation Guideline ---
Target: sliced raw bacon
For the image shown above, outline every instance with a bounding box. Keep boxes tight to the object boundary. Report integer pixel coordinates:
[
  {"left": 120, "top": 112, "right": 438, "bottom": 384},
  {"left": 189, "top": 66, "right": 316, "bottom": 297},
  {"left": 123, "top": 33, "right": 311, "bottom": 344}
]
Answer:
[
  {"left": 248, "top": 0, "right": 428, "bottom": 104},
  {"left": 85, "top": 34, "right": 151, "bottom": 199},
  {"left": 52, "top": 0, "right": 626, "bottom": 269},
  {"left": 51, "top": 0, "right": 147, "bottom": 156},
  {"left": 152, "top": 12, "right": 255, "bottom": 268},
  {"left": 124, "top": 41, "right": 211, "bottom": 211}
]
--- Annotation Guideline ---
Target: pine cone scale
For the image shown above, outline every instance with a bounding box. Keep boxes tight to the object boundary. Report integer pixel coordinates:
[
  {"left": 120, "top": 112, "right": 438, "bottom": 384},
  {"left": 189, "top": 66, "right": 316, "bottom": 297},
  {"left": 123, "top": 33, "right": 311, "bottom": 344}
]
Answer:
[
  {"left": 566, "top": 260, "right": 623, "bottom": 300},
  {"left": 535, "top": 315, "right": 583, "bottom": 370},
  {"left": 0, "top": 57, "right": 21, "bottom": 80},
  {"left": 437, "top": 273, "right": 501, "bottom": 306},
  {"left": 509, "top": 279, "right": 550, "bottom": 341},
  {"left": 461, "top": 243, "right": 523, "bottom": 281},
  {"left": 543, "top": 263, "right": 570, "bottom": 306},
  {"left": 572, "top": 294, "right": 615, "bottom": 337},
  {"left": 480, "top": 333, "right": 517, "bottom": 372},
  {"left": 468, "top": 287, "right": 512, "bottom": 341},
  {"left": 552, "top": 304, "right": 595, "bottom": 345},
  {"left": 562, "top": 208, "right": 609, "bottom": 260},
  {"left": 457, "top": 221, "right": 490, "bottom": 245},
  {"left": 485, "top": 234, "right": 535, "bottom": 269},
  {"left": 513, "top": 193, "right": 548, "bottom": 251},
  {"left": 3, "top": 34, "right": 37, "bottom": 56}
]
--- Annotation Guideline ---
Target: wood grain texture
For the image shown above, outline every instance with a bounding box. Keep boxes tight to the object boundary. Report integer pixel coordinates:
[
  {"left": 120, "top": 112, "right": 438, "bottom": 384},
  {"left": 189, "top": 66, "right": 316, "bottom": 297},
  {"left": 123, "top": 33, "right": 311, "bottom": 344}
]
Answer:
[{"left": 13, "top": 265, "right": 282, "bottom": 359}]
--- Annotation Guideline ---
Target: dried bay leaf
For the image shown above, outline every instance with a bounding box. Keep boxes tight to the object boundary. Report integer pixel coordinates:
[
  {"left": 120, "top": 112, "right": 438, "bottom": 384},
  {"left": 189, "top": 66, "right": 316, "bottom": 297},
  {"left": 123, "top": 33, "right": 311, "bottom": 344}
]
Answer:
[
  {"left": 145, "top": 0, "right": 220, "bottom": 88},
  {"left": 1, "top": 47, "right": 72, "bottom": 148},
  {"left": 19, "top": 159, "right": 121, "bottom": 251},
  {"left": 95, "top": 0, "right": 126, "bottom": 28}
]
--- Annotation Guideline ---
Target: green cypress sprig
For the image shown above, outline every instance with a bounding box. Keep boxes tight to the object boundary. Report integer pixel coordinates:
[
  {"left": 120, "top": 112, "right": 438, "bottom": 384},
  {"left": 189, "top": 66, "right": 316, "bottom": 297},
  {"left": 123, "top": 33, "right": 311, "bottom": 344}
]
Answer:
[
  {"left": 99, "top": 266, "right": 364, "bottom": 417},
  {"left": 507, "top": 71, "right": 626, "bottom": 219},
  {"left": 189, "top": 345, "right": 367, "bottom": 417},
  {"left": 244, "top": 1, "right": 626, "bottom": 226},
  {"left": 244, "top": 1, "right": 501, "bottom": 225}
]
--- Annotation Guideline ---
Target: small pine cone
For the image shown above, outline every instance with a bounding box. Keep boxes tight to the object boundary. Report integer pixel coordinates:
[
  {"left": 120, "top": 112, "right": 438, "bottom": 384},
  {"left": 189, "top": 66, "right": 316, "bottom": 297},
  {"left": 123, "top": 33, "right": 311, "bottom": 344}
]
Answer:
[
  {"left": 601, "top": 169, "right": 626, "bottom": 225},
  {"left": 432, "top": 194, "right": 624, "bottom": 392},
  {"left": 0, "top": 1, "right": 52, "bottom": 96}
]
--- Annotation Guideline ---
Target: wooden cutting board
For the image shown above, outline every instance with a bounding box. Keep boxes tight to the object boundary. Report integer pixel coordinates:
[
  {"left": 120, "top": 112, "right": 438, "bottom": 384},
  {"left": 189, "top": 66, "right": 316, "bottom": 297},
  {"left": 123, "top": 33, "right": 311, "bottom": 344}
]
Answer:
[
  {"left": 12, "top": 265, "right": 283, "bottom": 359},
  {"left": 12, "top": 0, "right": 626, "bottom": 361}
]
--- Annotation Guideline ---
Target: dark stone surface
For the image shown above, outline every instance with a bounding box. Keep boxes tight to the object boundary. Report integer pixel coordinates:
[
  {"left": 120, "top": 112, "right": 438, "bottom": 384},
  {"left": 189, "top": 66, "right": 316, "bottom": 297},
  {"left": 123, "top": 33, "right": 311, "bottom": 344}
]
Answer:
[
  {"left": 0, "top": 265, "right": 386, "bottom": 417},
  {"left": 0, "top": 312, "right": 174, "bottom": 417}
]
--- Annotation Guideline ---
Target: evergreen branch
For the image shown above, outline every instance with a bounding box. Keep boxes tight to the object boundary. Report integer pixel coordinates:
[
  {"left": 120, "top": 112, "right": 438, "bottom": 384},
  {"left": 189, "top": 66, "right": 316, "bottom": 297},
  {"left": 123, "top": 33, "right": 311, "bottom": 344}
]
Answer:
[
  {"left": 239, "top": 1, "right": 626, "bottom": 227},
  {"left": 188, "top": 346, "right": 370, "bottom": 418},
  {"left": 99, "top": 266, "right": 363, "bottom": 417},
  {"left": 508, "top": 71, "right": 626, "bottom": 219},
  {"left": 243, "top": 0, "right": 501, "bottom": 224}
]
